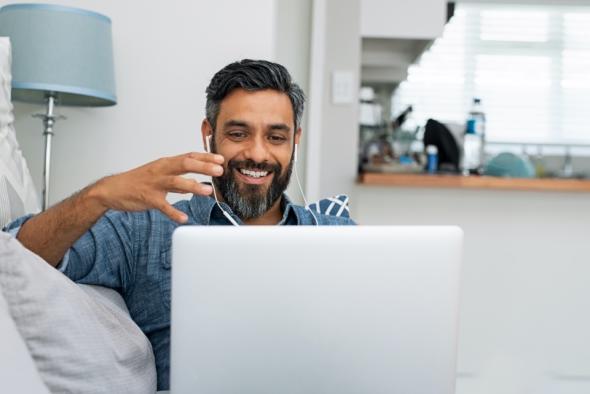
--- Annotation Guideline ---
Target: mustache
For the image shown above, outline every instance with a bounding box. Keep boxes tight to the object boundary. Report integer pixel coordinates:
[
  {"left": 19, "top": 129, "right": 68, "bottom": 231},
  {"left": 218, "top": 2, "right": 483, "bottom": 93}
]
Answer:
[{"left": 227, "top": 159, "right": 281, "bottom": 174}]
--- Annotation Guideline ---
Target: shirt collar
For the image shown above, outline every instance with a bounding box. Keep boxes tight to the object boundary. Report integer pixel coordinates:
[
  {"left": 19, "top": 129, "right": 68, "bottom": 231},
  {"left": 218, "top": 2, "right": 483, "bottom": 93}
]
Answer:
[{"left": 278, "top": 194, "right": 299, "bottom": 225}]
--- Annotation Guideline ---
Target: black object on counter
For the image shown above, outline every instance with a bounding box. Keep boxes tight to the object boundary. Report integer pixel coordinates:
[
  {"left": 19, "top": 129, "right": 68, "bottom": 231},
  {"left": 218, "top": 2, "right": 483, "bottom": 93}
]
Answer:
[
  {"left": 391, "top": 105, "right": 413, "bottom": 129},
  {"left": 423, "top": 119, "right": 460, "bottom": 172}
]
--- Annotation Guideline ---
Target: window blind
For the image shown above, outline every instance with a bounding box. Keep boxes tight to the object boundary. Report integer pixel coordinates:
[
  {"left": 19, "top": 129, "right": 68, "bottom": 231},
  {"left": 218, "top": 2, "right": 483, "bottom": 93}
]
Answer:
[{"left": 392, "top": 2, "right": 590, "bottom": 145}]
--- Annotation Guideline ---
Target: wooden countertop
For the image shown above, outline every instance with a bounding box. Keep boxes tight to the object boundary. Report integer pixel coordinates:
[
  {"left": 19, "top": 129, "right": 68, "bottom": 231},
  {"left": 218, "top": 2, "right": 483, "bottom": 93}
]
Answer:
[{"left": 358, "top": 172, "right": 590, "bottom": 192}]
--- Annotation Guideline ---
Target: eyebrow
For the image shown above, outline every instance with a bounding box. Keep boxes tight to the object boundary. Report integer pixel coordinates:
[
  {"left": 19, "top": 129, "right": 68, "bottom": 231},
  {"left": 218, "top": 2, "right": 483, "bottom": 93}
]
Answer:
[
  {"left": 268, "top": 123, "right": 291, "bottom": 133},
  {"left": 222, "top": 119, "right": 292, "bottom": 133},
  {"left": 222, "top": 119, "right": 249, "bottom": 129}
]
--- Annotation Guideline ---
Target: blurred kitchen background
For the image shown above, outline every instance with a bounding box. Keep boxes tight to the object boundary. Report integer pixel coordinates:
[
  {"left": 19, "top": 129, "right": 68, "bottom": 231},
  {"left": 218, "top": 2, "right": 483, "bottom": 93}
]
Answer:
[
  {"left": 10, "top": 0, "right": 590, "bottom": 393},
  {"left": 358, "top": 1, "right": 590, "bottom": 181}
]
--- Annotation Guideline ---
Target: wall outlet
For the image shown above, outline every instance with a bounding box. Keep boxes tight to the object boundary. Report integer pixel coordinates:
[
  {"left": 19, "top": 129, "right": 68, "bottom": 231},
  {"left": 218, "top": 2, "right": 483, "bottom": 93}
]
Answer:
[{"left": 331, "top": 70, "right": 355, "bottom": 105}]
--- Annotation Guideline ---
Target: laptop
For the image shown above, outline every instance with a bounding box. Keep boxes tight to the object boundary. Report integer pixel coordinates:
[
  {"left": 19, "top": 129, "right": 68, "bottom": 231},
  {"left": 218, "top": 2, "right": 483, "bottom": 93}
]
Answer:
[{"left": 170, "top": 226, "right": 463, "bottom": 394}]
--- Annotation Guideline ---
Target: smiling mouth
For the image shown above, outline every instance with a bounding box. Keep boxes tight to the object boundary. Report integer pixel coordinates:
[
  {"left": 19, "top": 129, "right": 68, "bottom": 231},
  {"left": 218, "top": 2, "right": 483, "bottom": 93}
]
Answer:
[
  {"left": 235, "top": 168, "right": 273, "bottom": 185},
  {"left": 239, "top": 168, "right": 269, "bottom": 178}
]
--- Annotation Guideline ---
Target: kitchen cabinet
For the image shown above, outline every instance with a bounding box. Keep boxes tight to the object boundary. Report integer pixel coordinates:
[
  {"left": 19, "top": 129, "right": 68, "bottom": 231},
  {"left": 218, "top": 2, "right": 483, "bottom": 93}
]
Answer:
[
  {"left": 361, "top": 0, "right": 446, "bottom": 39},
  {"left": 360, "top": 0, "right": 448, "bottom": 84}
]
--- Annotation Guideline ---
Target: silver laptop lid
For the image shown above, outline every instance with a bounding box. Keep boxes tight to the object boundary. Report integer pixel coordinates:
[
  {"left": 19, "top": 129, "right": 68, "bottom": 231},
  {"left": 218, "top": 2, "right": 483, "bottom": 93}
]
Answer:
[{"left": 171, "top": 226, "right": 463, "bottom": 394}]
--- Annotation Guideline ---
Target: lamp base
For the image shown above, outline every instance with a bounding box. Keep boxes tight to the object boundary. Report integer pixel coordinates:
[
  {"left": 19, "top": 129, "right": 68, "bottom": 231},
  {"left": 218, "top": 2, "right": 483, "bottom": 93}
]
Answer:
[{"left": 32, "top": 94, "right": 65, "bottom": 210}]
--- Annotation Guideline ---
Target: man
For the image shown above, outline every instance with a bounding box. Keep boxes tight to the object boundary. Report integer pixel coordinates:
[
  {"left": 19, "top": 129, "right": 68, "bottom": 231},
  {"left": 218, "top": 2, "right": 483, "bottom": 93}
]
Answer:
[{"left": 3, "top": 59, "right": 355, "bottom": 390}]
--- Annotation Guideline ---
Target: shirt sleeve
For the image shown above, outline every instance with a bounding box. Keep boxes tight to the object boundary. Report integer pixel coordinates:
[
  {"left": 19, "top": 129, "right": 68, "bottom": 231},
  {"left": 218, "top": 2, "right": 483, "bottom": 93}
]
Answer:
[
  {"left": 2, "top": 213, "right": 35, "bottom": 234},
  {"left": 63, "top": 210, "right": 136, "bottom": 293},
  {"left": 2, "top": 210, "right": 136, "bottom": 293},
  {"left": 3, "top": 214, "right": 69, "bottom": 271}
]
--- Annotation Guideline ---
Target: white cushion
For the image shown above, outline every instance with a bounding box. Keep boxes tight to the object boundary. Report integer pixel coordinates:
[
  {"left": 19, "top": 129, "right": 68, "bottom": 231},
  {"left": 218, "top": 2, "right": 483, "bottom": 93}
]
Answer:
[
  {"left": 0, "top": 278, "right": 50, "bottom": 394},
  {"left": 0, "top": 37, "right": 40, "bottom": 228},
  {"left": 0, "top": 231, "right": 157, "bottom": 394}
]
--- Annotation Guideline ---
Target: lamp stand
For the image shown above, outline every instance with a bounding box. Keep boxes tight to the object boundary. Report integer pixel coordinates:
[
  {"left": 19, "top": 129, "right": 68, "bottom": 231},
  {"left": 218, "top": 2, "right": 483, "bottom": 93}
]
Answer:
[{"left": 33, "top": 94, "right": 65, "bottom": 210}]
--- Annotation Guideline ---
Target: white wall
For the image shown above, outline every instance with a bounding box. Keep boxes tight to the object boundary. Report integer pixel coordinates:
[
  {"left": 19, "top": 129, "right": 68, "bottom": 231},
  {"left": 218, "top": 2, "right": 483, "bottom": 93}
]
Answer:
[
  {"left": 12, "top": 0, "right": 277, "bottom": 205},
  {"left": 273, "top": 0, "right": 313, "bottom": 204},
  {"left": 306, "top": 0, "right": 361, "bottom": 201}
]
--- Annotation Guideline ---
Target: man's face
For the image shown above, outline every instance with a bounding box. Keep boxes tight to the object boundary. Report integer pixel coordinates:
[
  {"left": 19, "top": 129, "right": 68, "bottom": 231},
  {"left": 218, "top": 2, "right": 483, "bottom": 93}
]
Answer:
[{"left": 205, "top": 88, "right": 300, "bottom": 220}]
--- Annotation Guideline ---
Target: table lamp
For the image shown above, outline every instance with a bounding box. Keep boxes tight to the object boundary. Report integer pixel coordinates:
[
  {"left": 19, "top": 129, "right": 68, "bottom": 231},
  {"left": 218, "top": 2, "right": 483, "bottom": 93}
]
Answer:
[{"left": 0, "top": 4, "right": 116, "bottom": 210}]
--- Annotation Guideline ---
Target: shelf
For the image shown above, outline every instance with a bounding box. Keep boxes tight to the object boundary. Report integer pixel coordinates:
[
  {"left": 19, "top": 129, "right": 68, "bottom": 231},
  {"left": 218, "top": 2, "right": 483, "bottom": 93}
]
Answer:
[{"left": 358, "top": 172, "right": 590, "bottom": 193}]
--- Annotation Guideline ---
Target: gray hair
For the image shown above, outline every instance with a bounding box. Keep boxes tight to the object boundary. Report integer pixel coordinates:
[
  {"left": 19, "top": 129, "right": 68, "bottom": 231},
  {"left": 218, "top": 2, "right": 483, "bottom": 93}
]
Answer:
[{"left": 205, "top": 59, "right": 305, "bottom": 131}]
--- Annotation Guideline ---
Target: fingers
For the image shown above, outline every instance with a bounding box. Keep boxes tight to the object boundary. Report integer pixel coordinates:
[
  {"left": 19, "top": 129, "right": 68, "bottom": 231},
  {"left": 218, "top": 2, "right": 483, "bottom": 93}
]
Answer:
[
  {"left": 157, "top": 201, "right": 188, "bottom": 224},
  {"left": 184, "top": 151, "right": 224, "bottom": 164},
  {"left": 164, "top": 176, "right": 213, "bottom": 196},
  {"left": 165, "top": 153, "right": 225, "bottom": 176}
]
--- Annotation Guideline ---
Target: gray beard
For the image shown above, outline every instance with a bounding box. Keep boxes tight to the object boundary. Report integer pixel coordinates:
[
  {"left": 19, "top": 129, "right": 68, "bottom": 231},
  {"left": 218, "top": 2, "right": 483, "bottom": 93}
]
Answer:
[{"left": 213, "top": 160, "right": 293, "bottom": 221}]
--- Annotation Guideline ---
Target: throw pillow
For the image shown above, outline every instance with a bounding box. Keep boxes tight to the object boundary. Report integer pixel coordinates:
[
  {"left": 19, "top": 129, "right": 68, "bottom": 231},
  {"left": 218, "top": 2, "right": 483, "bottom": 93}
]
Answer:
[
  {"left": 0, "top": 231, "right": 157, "bottom": 394},
  {"left": 0, "top": 37, "right": 40, "bottom": 228},
  {"left": 306, "top": 194, "right": 350, "bottom": 218}
]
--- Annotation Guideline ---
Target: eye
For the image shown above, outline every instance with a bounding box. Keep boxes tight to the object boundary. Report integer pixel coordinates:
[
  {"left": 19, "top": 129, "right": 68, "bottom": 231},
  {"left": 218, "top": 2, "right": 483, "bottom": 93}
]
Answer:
[
  {"left": 268, "top": 134, "right": 287, "bottom": 144},
  {"left": 227, "top": 130, "right": 247, "bottom": 140}
]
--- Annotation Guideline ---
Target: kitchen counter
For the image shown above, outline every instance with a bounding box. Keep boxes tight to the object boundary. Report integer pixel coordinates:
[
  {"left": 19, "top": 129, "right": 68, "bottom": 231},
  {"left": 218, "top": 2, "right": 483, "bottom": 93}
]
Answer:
[{"left": 359, "top": 172, "right": 590, "bottom": 192}]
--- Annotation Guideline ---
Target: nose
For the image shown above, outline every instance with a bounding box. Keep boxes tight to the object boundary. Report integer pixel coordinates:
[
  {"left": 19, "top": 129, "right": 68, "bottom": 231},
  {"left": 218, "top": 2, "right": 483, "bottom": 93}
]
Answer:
[{"left": 243, "top": 136, "right": 270, "bottom": 163}]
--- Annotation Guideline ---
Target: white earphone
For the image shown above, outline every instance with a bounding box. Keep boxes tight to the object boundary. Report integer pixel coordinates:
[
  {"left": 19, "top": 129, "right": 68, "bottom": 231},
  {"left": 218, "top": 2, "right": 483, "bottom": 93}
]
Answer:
[
  {"left": 291, "top": 142, "right": 319, "bottom": 225},
  {"left": 205, "top": 134, "right": 318, "bottom": 226},
  {"left": 205, "top": 134, "right": 239, "bottom": 226}
]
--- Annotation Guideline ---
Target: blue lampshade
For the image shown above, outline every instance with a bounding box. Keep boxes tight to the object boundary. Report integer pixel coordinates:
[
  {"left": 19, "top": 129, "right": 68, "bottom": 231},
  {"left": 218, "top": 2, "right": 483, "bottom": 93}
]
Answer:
[{"left": 0, "top": 3, "right": 116, "bottom": 106}]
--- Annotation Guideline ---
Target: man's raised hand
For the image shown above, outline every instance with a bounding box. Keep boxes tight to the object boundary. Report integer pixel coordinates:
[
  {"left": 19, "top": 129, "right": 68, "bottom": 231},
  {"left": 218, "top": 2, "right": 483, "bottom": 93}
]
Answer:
[{"left": 93, "top": 152, "right": 224, "bottom": 223}]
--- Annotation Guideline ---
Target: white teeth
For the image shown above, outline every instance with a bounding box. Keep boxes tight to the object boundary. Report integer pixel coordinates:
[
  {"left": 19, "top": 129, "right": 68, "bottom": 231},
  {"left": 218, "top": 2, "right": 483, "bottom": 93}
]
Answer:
[{"left": 239, "top": 169, "right": 269, "bottom": 178}]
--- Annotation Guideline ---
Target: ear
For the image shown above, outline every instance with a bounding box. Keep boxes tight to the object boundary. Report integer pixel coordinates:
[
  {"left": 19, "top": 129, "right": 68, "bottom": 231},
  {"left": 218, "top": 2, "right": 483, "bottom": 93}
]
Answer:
[
  {"left": 293, "top": 127, "right": 302, "bottom": 163},
  {"left": 201, "top": 119, "right": 213, "bottom": 150},
  {"left": 294, "top": 126, "right": 302, "bottom": 146}
]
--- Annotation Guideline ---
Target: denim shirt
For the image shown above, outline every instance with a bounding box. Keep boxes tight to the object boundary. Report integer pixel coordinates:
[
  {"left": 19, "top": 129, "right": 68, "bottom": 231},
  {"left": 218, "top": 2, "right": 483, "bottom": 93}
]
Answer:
[{"left": 3, "top": 194, "right": 355, "bottom": 390}]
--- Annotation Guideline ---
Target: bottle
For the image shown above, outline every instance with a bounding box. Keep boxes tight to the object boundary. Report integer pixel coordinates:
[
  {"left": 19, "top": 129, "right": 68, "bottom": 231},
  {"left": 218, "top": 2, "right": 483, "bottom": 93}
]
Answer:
[
  {"left": 461, "top": 98, "right": 486, "bottom": 175},
  {"left": 426, "top": 145, "right": 438, "bottom": 174}
]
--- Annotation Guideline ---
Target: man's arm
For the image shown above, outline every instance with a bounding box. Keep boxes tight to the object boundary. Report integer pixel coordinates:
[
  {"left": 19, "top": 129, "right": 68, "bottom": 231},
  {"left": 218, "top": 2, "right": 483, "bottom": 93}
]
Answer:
[
  {"left": 15, "top": 152, "right": 224, "bottom": 267},
  {"left": 16, "top": 183, "right": 107, "bottom": 267}
]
